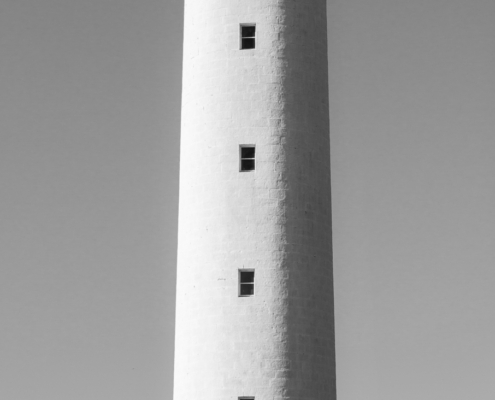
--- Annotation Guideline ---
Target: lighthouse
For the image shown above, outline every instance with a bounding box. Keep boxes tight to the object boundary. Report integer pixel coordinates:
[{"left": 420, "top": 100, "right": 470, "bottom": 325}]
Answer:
[{"left": 174, "top": 1, "right": 336, "bottom": 399}]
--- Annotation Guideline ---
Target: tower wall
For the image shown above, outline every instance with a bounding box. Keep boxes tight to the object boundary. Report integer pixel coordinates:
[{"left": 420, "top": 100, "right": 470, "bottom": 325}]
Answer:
[{"left": 175, "top": 1, "right": 335, "bottom": 399}]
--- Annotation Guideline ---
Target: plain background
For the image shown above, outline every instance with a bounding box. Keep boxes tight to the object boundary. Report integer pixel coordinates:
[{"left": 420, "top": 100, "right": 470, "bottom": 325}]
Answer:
[{"left": 0, "top": 0, "right": 494, "bottom": 399}]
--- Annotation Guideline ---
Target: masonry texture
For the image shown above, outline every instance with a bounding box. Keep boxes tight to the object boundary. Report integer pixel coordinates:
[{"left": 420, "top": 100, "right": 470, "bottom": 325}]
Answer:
[{"left": 174, "top": 1, "right": 336, "bottom": 399}]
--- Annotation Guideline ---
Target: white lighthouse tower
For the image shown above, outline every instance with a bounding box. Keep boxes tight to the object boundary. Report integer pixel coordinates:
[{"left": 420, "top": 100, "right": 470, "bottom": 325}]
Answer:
[{"left": 174, "top": 1, "right": 336, "bottom": 399}]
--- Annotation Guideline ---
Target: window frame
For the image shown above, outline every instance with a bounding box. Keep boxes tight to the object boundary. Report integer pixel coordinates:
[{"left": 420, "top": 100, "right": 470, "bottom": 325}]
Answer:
[
  {"left": 238, "top": 269, "right": 255, "bottom": 297},
  {"left": 240, "top": 23, "right": 256, "bottom": 50},
  {"left": 239, "top": 145, "right": 256, "bottom": 172}
]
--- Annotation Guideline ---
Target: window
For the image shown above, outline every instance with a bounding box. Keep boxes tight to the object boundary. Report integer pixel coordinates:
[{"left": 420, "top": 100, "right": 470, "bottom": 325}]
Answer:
[
  {"left": 240, "top": 24, "right": 256, "bottom": 49},
  {"left": 239, "top": 270, "right": 255, "bottom": 296},
  {"left": 240, "top": 145, "right": 255, "bottom": 171}
]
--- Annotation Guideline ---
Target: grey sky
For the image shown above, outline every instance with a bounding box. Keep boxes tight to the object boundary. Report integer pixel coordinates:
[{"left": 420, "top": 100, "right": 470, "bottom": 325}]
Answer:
[{"left": 0, "top": 1, "right": 494, "bottom": 399}]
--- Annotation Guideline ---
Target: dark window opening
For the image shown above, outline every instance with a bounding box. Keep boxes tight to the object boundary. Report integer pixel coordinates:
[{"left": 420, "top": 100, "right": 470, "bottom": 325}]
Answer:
[
  {"left": 241, "top": 25, "right": 256, "bottom": 49},
  {"left": 240, "top": 145, "right": 256, "bottom": 171},
  {"left": 239, "top": 270, "right": 255, "bottom": 296}
]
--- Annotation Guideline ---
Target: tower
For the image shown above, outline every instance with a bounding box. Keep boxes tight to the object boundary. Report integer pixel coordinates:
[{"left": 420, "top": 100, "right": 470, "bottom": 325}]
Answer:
[{"left": 174, "top": 0, "right": 336, "bottom": 399}]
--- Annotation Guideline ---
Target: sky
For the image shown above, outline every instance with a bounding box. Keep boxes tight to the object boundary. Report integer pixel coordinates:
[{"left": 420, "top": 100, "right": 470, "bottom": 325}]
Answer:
[{"left": 0, "top": 1, "right": 494, "bottom": 399}]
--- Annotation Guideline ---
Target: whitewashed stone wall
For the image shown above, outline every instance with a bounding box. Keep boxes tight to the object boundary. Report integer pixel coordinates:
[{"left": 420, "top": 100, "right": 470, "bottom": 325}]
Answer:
[{"left": 175, "top": 1, "right": 335, "bottom": 399}]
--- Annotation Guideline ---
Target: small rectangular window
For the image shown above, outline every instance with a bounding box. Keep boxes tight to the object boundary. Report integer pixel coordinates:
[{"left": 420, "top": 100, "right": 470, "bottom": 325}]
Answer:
[
  {"left": 240, "top": 24, "right": 256, "bottom": 49},
  {"left": 239, "top": 270, "right": 255, "bottom": 297},
  {"left": 240, "top": 145, "right": 255, "bottom": 171}
]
